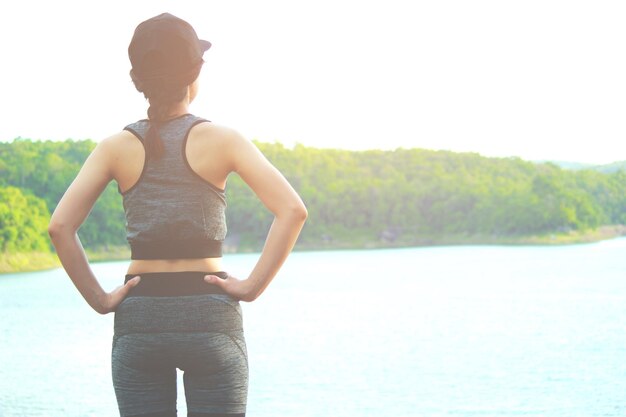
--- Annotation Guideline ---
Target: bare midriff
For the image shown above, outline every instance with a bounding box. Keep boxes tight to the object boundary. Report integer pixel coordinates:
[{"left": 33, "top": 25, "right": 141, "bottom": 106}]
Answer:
[{"left": 126, "top": 257, "right": 224, "bottom": 275}]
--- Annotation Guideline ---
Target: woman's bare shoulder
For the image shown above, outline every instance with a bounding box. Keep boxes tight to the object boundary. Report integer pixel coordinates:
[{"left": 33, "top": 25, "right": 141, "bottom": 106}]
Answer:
[
  {"left": 94, "top": 130, "right": 144, "bottom": 168},
  {"left": 191, "top": 121, "right": 246, "bottom": 144},
  {"left": 189, "top": 121, "right": 253, "bottom": 162},
  {"left": 101, "top": 130, "right": 142, "bottom": 147}
]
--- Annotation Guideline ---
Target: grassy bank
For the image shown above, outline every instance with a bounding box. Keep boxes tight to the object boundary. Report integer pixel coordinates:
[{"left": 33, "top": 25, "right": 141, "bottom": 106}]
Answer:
[
  {"left": 0, "top": 252, "right": 60, "bottom": 274},
  {"left": 84, "top": 245, "right": 131, "bottom": 262},
  {"left": 516, "top": 225, "right": 626, "bottom": 245},
  {"left": 295, "top": 225, "right": 626, "bottom": 250},
  {"left": 2, "top": 225, "right": 625, "bottom": 274},
  {"left": 0, "top": 246, "right": 130, "bottom": 274}
]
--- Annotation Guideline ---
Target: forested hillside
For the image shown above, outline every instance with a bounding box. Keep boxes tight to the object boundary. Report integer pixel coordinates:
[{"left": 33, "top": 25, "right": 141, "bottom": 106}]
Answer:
[{"left": 1, "top": 137, "right": 625, "bottom": 270}]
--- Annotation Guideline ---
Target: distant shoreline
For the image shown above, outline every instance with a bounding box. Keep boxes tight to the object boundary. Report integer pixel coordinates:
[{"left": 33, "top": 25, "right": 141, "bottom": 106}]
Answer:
[
  {"left": 294, "top": 225, "right": 626, "bottom": 251},
  {"left": 2, "top": 225, "right": 625, "bottom": 274}
]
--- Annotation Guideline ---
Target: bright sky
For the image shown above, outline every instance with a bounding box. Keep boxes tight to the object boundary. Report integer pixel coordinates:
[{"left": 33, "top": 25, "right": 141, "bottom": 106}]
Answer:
[{"left": 1, "top": 0, "right": 625, "bottom": 164}]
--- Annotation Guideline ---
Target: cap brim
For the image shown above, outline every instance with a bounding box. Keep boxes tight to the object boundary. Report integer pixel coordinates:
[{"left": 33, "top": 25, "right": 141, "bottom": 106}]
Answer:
[{"left": 199, "top": 39, "right": 211, "bottom": 51}]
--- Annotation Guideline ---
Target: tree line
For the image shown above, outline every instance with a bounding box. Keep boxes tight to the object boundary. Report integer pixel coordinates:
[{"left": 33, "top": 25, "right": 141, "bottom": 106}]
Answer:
[{"left": 1, "top": 137, "right": 625, "bottom": 256}]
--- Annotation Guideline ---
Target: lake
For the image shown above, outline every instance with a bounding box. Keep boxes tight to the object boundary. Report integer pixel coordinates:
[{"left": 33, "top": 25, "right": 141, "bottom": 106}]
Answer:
[{"left": 1, "top": 240, "right": 626, "bottom": 416}]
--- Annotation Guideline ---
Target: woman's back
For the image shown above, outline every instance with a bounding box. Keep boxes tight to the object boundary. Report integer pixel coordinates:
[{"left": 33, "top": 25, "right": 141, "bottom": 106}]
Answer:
[
  {"left": 108, "top": 115, "right": 240, "bottom": 274},
  {"left": 113, "top": 117, "right": 233, "bottom": 194}
]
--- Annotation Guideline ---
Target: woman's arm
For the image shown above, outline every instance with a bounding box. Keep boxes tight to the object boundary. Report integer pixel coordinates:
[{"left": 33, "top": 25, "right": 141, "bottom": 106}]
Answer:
[
  {"left": 204, "top": 129, "right": 307, "bottom": 301},
  {"left": 48, "top": 137, "right": 141, "bottom": 314}
]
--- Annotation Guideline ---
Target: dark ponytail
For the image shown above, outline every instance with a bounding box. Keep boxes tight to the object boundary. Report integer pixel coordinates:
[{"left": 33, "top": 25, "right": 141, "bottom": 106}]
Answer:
[
  {"left": 144, "top": 90, "right": 185, "bottom": 160},
  {"left": 130, "top": 63, "right": 202, "bottom": 160}
]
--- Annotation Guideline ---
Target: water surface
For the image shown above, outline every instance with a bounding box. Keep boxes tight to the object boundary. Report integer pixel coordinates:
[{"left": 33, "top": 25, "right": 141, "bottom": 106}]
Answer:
[{"left": 1, "top": 240, "right": 625, "bottom": 416}]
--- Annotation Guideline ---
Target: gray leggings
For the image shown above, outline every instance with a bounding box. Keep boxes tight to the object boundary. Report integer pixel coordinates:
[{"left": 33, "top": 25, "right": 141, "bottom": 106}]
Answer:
[{"left": 112, "top": 271, "right": 248, "bottom": 417}]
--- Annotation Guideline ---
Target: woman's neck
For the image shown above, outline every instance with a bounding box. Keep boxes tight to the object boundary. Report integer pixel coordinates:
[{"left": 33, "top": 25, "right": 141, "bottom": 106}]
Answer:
[{"left": 164, "top": 100, "right": 190, "bottom": 119}]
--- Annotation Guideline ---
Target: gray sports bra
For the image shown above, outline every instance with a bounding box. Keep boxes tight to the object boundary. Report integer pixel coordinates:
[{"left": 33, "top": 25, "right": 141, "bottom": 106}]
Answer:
[{"left": 119, "top": 114, "right": 226, "bottom": 260}]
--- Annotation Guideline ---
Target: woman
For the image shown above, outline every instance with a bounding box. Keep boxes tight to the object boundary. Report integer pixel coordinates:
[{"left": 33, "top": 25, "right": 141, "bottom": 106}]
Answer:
[{"left": 48, "top": 13, "right": 307, "bottom": 417}]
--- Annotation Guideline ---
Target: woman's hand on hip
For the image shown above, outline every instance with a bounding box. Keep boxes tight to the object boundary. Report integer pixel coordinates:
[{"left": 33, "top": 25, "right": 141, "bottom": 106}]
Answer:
[
  {"left": 96, "top": 276, "right": 141, "bottom": 314},
  {"left": 204, "top": 274, "right": 258, "bottom": 302}
]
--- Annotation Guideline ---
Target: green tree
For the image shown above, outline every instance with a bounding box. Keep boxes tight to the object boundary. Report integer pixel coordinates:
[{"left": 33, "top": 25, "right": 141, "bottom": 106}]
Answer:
[{"left": 0, "top": 186, "right": 50, "bottom": 252}]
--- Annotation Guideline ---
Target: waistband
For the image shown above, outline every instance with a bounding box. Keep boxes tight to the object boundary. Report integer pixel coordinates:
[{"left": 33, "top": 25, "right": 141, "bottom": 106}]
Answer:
[
  {"left": 124, "top": 271, "right": 229, "bottom": 297},
  {"left": 130, "top": 239, "right": 223, "bottom": 260}
]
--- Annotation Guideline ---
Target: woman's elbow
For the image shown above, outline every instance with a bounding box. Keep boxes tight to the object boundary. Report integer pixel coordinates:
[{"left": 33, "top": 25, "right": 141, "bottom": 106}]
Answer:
[
  {"left": 47, "top": 219, "right": 73, "bottom": 240},
  {"left": 47, "top": 221, "right": 61, "bottom": 240},
  {"left": 298, "top": 203, "right": 308, "bottom": 222},
  {"left": 291, "top": 201, "right": 308, "bottom": 223},
  {"left": 277, "top": 201, "right": 308, "bottom": 223}
]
